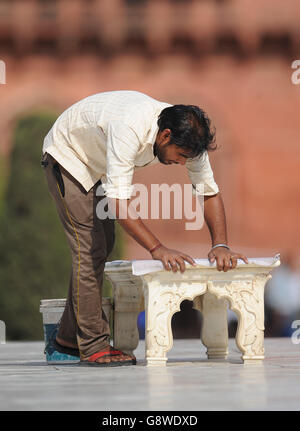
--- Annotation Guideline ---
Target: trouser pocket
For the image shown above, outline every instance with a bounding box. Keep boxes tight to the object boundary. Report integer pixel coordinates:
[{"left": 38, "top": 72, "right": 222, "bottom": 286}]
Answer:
[{"left": 52, "top": 162, "right": 65, "bottom": 197}]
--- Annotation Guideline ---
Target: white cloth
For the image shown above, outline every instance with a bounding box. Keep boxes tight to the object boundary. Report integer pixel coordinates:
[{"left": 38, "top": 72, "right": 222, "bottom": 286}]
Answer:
[
  {"left": 43, "top": 90, "right": 219, "bottom": 198},
  {"left": 105, "top": 254, "right": 280, "bottom": 276}
]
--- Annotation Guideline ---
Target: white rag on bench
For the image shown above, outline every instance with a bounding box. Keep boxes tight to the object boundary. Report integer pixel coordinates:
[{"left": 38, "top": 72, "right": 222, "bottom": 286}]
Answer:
[{"left": 106, "top": 254, "right": 280, "bottom": 276}]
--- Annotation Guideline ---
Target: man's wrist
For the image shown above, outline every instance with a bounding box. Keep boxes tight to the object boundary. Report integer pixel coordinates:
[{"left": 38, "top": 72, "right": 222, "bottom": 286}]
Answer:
[
  {"left": 149, "top": 242, "right": 162, "bottom": 254},
  {"left": 210, "top": 243, "right": 230, "bottom": 251}
]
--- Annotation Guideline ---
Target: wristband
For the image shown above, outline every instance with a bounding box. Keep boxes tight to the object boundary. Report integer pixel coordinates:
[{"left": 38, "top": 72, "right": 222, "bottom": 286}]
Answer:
[
  {"left": 210, "top": 243, "right": 230, "bottom": 251},
  {"left": 149, "top": 243, "right": 162, "bottom": 254}
]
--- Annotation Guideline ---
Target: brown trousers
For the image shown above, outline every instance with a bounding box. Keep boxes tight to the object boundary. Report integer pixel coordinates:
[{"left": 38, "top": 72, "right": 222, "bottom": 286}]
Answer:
[{"left": 42, "top": 153, "right": 115, "bottom": 359}]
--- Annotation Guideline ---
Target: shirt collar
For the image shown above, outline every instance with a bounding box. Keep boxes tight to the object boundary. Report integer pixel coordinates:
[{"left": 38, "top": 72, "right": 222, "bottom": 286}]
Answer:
[{"left": 146, "top": 120, "right": 159, "bottom": 147}]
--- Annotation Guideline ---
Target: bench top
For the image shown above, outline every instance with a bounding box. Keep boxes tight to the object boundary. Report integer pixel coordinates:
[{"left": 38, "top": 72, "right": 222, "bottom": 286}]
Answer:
[{"left": 105, "top": 254, "right": 280, "bottom": 276}]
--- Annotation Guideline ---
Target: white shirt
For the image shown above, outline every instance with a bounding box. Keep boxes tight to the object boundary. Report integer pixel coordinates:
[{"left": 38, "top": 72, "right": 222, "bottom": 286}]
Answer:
[{"left": 43, "top": 90, "right": 219, "bottom": 199}]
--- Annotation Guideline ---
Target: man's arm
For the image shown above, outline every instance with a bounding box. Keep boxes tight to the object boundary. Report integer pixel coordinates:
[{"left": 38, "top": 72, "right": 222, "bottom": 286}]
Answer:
[
  {"left": 110, "top": 198, "right": 196, "bottom": 273},
  {"left": 204, "top": 192, "right": 248, "bottom": 271}
]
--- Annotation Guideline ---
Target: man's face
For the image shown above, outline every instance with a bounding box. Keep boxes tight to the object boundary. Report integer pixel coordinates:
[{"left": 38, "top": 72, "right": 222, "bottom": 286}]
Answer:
[
  {"left": 154, "top": 129, "right": 192, "bottom": 165},
  {"left": 155, "top": 143, "right": 191, "bottom": 165}
]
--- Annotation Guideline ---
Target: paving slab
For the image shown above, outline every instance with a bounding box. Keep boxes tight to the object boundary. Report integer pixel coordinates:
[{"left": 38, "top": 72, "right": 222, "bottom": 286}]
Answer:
[{"left": 0, "top": 338, "right": 299, "bottom": 411}]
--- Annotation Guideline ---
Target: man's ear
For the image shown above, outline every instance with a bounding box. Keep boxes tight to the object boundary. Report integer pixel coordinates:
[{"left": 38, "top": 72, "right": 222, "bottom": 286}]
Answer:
[{"left": 162, "top": 128, "right": 171, "bottom": 142}]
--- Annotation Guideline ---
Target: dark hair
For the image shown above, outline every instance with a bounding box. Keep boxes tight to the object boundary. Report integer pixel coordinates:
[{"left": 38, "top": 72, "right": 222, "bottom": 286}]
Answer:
[{"left": 157, "top": 105, "right": 217, "bottom": 157}]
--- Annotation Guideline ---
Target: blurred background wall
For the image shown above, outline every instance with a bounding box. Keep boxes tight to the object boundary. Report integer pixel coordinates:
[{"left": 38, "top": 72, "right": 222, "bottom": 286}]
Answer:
[{"left": 0, "top": 0, "right": 299, "bottom": 340}]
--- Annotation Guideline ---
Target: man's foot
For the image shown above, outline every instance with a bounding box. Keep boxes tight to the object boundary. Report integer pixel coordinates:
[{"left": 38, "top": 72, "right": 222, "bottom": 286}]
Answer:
[{"left": 80, "top": 346, "right": 136, "bottom": 367}]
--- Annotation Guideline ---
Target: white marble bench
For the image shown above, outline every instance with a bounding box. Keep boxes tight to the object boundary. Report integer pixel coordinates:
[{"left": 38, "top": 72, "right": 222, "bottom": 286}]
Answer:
[{"left": 104, "top": 255, "right": 280, "bottom": 366}]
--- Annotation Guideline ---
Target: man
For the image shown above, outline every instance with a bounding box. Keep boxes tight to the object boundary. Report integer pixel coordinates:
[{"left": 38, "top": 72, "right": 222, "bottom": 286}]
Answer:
[{"left": 42, "top": 90, "right": 248, "bottom": 367}]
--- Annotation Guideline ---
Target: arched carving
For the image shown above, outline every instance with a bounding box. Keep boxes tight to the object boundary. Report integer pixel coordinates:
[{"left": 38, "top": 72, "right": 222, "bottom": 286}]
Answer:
[
  {"left": 207, "top": 275, "right": 271, "bottom": 360},
  {"left": 144, "top": 280, "right": 207, "bottom": 364}
]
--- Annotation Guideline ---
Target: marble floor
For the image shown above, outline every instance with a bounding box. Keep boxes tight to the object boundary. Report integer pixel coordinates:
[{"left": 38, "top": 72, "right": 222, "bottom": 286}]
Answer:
[{"left": 0, "top": 338, "right": 299, "bottom": 411}]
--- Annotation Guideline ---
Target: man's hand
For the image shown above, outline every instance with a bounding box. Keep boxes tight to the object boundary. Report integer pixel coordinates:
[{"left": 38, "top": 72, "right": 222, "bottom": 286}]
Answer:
[
  {"left": 208, "top": 246, "right": 249, "bottom": 272},
  {"left": 151, "top": 245, "right": 196, "bottom": 273}
]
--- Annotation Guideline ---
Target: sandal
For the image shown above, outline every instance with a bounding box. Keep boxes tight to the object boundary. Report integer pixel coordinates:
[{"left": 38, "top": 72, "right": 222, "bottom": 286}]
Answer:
[{"left": 80, "top": 347, "right": 136, "bottom": 367}]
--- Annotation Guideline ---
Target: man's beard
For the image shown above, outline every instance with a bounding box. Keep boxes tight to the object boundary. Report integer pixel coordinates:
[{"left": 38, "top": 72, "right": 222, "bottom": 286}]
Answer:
[{"left": 153, "top": 142, "right": 170, "bottom": 165}]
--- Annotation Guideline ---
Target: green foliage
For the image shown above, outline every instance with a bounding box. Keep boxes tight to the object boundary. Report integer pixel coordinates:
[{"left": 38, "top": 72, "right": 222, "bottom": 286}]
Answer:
[
  {"left": 0, "top": 153, "right": 9, "bottom": 216},
  {"left": 0, "top": 111, "right": 124, "bottom": 340}
]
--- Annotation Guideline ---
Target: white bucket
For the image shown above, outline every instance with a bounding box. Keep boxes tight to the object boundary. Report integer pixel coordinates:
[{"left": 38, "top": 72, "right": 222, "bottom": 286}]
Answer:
[{"left": 40, "top": 298, "right": 112, "bottom": 363}]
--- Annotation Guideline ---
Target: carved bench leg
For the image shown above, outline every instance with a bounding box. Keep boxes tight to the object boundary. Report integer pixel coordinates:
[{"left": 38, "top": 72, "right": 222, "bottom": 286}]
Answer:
[
  {"left": 113, "top": 304, "right": 142, "bottom": 356},
  {"left": 144, "top": 282, "right": 174, "bottom": 366},
  {"left": 207, "top": 276, "right": 270, "bottom": 363},
  {"left": 112, "top": 284, "right": 144, "bottom": 356},
  {"left": 143, "top": 280, "right": 207, "bottom": 366},
  {"left": 194, "top": 292, "right": 228, "bottom": 360},
  {"left": 235, "top": 279, "right": 266, "bottom": 363}
]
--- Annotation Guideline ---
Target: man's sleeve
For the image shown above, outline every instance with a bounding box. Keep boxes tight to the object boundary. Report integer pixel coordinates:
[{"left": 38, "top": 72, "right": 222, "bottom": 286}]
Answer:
[
  {"left": 186, "top": 151, "right": 219, "bottom": 196},
  {"left": 102, "top": 121, "right": 141, "bottom": 199}
]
